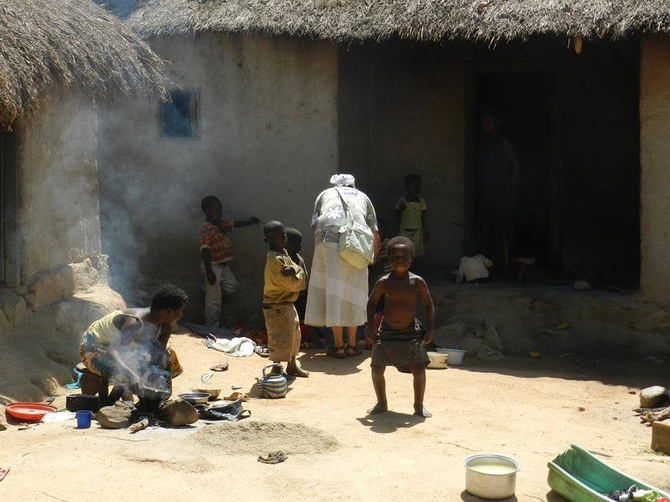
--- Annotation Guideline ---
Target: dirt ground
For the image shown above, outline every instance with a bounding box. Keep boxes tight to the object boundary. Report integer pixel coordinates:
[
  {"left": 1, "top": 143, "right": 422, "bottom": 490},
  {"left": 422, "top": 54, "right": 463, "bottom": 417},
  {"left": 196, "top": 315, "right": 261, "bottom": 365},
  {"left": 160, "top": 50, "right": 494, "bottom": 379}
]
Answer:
[{"left": 1, "top": 328, "right": 669, "bottom": 502}]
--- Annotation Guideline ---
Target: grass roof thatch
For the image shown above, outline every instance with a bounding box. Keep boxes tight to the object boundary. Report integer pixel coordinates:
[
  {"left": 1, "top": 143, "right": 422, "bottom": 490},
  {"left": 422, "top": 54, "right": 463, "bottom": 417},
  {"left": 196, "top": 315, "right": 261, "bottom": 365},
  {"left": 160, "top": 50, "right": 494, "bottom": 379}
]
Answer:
[
  {"left": 0, "top": 0, "right": 168, "bottom": 130},
  {"left": 127, "top": 0, "right": 670, "bottom": 43}
]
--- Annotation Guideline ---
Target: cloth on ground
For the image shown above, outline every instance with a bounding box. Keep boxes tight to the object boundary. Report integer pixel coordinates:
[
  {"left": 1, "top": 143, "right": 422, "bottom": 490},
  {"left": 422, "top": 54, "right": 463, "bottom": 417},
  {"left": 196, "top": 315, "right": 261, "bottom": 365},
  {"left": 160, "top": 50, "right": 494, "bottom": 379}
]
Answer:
[
  {"left": 194, "top": 399, "right": 249, "bottom": 422},
  {"left": 205, "top": 336, "right": 256, "bottom": 357},
  {"left": 258, "top": 451, "right": 288, "bottom": 464}
]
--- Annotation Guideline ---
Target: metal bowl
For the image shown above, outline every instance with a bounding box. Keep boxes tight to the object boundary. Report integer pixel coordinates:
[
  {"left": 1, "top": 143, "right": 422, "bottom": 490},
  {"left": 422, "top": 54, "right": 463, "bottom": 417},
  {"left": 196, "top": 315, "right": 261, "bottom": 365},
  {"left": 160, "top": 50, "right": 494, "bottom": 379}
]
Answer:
[
  {"left": 177, "top": 392, "right": 210, "bottom": 405},
  {"left": 191, "top": 388, "right": 221, "bottom": 399},
  {"left": 464, "top": 453, "right": 519, "bottom": 499}
]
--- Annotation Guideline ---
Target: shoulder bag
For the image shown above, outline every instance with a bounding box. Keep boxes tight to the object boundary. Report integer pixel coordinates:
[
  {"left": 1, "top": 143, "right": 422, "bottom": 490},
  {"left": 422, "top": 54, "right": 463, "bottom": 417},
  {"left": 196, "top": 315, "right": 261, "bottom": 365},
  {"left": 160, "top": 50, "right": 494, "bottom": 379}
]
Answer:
[{"left": 335, "top": 188, "right": 374, "bottom": 269}]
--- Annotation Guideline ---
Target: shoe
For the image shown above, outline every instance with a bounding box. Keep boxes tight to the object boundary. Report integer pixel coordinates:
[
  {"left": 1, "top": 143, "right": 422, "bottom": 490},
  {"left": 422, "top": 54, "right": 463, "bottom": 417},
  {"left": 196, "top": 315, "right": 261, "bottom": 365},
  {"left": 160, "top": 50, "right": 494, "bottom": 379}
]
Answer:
[
  {"left": 345, "top": 345, "right": 362, "bottom": 357},
  {"left": 326, "top": 346, "right": 346, "bottom": 359}
]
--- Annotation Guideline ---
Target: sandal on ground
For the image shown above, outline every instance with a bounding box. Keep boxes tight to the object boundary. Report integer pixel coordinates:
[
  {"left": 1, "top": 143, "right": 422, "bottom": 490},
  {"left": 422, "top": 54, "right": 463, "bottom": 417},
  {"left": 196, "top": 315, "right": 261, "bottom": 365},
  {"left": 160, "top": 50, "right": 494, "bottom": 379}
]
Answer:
[
  {"left": 326, "top": 346, "right": 346, "bottom": 359},
  {"left": 345, "top": 345, "right": 362, "bottom": 357},
  {"left": 258, "top": 451, "right": 287, "bottom": 464}
]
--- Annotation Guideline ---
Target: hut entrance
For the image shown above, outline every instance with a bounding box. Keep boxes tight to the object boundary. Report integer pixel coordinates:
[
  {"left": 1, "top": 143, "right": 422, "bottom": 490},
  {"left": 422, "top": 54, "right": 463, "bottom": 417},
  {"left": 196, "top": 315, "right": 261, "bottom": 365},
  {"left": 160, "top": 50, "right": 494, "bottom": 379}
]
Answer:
[
  {"left": 0, "top": 130, "right": 18, "bottom": 286},
  {"left": 469, "top": 69, "right": 556, "bottom": 277}
]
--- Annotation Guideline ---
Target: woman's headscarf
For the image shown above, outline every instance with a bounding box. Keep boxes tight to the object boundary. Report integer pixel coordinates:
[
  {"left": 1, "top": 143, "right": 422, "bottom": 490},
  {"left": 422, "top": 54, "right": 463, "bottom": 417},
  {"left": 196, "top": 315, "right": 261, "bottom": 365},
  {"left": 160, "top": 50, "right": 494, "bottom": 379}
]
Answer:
[{"left": 329, "top": 174, "right": 356, "bottom": 188}]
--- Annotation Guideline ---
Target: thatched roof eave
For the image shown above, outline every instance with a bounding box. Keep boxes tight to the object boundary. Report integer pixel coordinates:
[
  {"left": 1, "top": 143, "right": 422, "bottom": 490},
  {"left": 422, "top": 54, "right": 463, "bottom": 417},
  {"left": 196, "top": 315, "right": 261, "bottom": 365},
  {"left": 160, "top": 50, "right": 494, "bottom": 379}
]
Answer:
[
  {"left": 127, "top": 0, "right": 670, "bottom": 44},
  {"left": 0, "top": 0, "right": 168, "bottom": 131}
]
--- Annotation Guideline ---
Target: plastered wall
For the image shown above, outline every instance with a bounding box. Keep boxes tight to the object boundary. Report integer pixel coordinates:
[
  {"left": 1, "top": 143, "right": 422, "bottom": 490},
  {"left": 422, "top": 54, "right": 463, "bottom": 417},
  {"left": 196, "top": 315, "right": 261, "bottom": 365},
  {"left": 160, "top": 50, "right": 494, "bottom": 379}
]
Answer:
[
  {"left": 97, "top": 33, "right": 338, "bottom": 318},
  {"left": 19, "top": 90, "right": 102, "bottom": 282}
]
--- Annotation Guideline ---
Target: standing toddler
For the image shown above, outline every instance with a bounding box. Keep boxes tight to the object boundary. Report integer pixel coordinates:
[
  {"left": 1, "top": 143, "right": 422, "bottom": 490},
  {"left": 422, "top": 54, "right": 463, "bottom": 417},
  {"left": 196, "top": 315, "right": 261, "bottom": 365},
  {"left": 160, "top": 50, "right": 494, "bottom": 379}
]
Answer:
[
  {"left": 366, "top": 236, "right": 434, "bottom": 417},
  {"left": 199, "top": 195, "right": 260, "bottom": 327},
  {"left": 396, "top": 173, "right": 429, "bottom": 260}
]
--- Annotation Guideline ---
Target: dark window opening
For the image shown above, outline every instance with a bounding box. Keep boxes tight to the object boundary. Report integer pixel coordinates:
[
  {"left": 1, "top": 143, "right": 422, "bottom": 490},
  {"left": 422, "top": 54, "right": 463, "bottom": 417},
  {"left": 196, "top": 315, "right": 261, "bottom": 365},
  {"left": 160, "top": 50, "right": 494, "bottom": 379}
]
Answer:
[{"left": 160, "top": 91, "right": 198, "bottom": 138}]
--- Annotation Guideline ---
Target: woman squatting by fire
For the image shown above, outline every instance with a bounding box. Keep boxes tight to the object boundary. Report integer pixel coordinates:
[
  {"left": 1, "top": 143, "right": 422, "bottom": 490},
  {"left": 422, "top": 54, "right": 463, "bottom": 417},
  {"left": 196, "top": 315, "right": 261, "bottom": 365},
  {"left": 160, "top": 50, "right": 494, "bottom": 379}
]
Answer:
[{"left": 79, "top": 284, "right": 188, "bottom": 410}]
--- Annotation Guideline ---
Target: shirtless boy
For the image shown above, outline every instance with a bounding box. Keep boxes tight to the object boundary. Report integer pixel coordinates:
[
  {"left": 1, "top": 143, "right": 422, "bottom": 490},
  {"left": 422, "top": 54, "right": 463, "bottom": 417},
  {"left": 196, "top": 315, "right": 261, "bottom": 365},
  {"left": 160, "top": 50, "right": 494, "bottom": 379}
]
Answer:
[{"left": 365, "top": 236, "right": 434, "bottom": 417}]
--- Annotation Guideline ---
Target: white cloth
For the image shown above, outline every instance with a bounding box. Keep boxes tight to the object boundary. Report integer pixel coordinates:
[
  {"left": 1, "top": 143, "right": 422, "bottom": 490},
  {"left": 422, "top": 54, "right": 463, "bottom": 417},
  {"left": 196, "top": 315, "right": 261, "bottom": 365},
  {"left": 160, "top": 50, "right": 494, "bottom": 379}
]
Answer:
[
  {"left": 205, "top": 337, "right": 256, "bottom": 357},
  {"left": 304, "top": 242, "right": 368, "bottom": 327},
  {"left": 329, "top": 173, "right": 355, "bottom": 187},
  {"left": 457, "top": 254, "right": 493, "bottom": 283}
]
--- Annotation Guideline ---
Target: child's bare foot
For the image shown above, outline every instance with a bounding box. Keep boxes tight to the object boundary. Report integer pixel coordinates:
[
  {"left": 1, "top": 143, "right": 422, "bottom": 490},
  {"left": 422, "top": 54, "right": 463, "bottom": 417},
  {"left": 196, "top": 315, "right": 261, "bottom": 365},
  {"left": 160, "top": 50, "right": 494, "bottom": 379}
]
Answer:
[
  {"left": 286, "top": 365, "right": 310, "bottom": 378},
  {"left": 413, "top": 405, "right": 432, "bottom": 418},
  {"left": 367, "top": 403, "right": 388, "bottom": 415}
]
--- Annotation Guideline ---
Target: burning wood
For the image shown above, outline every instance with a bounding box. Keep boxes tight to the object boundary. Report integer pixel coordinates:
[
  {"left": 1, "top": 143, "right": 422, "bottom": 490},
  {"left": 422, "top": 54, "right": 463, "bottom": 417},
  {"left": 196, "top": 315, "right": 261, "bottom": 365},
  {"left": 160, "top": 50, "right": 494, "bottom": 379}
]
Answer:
[{"left": 129, "top": 418, "right": 150, "bottom": 433}]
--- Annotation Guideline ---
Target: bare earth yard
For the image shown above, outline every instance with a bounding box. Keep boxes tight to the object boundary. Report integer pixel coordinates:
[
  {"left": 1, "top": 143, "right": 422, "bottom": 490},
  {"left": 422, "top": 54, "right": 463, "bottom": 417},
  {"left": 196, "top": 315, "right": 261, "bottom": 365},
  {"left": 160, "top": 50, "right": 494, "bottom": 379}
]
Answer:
[{"left": 1, "top": 329, "right": 668, "bottom": 501}]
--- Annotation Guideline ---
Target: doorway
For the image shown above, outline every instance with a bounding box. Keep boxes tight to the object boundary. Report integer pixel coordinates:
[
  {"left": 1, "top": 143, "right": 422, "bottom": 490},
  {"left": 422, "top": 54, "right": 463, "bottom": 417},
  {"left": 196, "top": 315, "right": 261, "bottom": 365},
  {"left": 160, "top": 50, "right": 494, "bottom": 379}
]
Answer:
[
  {"left": 0, "top": 130, "right": 19, "bottom": 287},
  {"left": 469, "top": 70, "right": 556, "bottom": 274}
]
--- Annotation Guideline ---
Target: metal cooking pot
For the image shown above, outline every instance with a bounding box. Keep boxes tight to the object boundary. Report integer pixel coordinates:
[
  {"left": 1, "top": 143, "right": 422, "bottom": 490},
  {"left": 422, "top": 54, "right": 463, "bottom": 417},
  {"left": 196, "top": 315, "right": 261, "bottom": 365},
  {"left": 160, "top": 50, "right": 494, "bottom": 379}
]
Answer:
[
  {"left": 66, "top": 394, "right": 100, "bottom": 412},
  {"left": 464, "top": 453, "right": 519, "bottom": 499}
]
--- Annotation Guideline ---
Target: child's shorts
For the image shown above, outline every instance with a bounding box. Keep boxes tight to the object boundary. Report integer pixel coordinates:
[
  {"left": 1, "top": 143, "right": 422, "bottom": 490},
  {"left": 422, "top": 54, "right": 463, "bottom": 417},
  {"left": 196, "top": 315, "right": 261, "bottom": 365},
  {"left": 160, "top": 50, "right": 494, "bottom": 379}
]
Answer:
[
  {"left": 370, "top": 318, "right": 430, "bottom": 372},
  {"left": 262, "top": 303, "right": 300, "bottom": 362}
]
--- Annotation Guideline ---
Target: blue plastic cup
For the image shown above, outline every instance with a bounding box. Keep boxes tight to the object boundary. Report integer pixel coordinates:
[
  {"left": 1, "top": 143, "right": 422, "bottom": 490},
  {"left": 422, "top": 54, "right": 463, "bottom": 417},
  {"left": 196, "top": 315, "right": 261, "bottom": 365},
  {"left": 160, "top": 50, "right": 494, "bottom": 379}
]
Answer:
[{"left": 76, "top": 410, "right": 92, "bottom": 429}]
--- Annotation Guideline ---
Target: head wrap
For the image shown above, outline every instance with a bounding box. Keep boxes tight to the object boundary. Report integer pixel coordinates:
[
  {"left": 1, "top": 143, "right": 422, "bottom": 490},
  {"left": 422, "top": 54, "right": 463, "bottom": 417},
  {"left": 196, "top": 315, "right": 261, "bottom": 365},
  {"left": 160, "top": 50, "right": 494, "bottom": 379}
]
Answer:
[{"left": 329, "top": 174, "right": 356, "bottom": 187}]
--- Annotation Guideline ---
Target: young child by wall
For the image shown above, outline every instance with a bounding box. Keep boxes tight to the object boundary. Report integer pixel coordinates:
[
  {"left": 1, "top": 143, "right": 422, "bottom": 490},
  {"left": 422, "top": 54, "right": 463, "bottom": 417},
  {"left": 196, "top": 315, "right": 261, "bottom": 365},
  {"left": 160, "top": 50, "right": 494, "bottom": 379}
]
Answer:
[
  {"left": 285, "top": 227, "right": 314, "bottom": 347},
  {"left": 198, "top": 195, "right": 260, "bottom": 327},
  {"left": 366, "top": 236, "right": 434, "bottom": 418},
  {"left": 395, "top": 173, "right": 429, "bottom": 265},
  {"left": 262, "top": 221, "right": 309, "bottom": 378},
  {"left": 456, "top": 240, "right": 494, "bottom": 284}
]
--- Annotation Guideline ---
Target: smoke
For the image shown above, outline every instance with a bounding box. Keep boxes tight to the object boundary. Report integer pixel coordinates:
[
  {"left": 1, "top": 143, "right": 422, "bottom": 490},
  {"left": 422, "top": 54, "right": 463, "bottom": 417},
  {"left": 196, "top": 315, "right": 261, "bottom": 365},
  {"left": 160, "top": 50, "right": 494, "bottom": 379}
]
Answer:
[{"left": 95, "top": 94, "right": 231, "bottom": 312}]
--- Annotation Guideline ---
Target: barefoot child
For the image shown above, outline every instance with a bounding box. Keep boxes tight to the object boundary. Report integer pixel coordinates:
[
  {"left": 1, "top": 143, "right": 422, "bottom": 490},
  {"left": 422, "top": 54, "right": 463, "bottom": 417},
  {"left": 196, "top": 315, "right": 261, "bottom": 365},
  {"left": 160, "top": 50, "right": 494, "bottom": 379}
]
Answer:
[
  {"left": 285, "top": 227, "right": 315, "bottom": 347},
  {"left": 365, "top": 236, "right": 434, "bottom": 417},
  {"left": 395, "top": 173, "right": 429, "bottom": 262},
  {"left": 199, "top": 195, "right": 261, "bottom": 327},
  {"left": 284, "top": 227, "right": 308, "bottom": 322},
  {"left": 262, "top": 221, "right": 310, "bottom": 378}
]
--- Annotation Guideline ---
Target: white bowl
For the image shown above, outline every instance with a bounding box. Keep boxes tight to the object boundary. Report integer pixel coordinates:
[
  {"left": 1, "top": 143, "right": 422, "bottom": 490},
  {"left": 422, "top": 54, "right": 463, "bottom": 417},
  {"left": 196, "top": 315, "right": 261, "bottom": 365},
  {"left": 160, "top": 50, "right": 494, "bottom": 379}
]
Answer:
[{"left": 436, "top": 348, "right": 465, "bottom": 365}]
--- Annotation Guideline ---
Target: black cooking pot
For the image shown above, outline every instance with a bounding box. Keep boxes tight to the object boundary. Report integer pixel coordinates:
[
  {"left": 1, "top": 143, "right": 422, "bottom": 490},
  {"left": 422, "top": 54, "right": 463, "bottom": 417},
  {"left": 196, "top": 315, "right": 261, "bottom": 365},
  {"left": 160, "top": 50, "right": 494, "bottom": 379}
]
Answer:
[{"left": 66, "top": 394, "right": 100, "bottom": 412}]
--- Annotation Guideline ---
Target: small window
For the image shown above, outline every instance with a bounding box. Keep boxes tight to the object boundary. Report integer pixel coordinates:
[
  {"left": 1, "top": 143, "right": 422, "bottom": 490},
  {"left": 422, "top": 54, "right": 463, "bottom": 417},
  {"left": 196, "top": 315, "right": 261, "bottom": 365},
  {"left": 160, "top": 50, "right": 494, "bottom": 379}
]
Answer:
[{"left": 160, "top": 91, "right": 198, "bottom": 138}]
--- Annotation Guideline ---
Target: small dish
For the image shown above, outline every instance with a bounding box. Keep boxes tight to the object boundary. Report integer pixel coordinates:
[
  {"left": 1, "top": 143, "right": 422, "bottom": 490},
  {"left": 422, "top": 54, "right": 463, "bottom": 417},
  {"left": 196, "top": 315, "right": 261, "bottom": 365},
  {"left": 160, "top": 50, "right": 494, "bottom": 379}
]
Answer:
[{"left": 177, "top": 392, "right": 210, "bottom": 405}]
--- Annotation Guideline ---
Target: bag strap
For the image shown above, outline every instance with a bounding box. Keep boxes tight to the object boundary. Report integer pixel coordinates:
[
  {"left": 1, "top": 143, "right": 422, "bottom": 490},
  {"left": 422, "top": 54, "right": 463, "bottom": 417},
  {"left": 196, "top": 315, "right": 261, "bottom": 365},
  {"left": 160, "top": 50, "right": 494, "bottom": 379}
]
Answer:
[{"left": 334, "top": 188, "right": 350, "bottom": 216}]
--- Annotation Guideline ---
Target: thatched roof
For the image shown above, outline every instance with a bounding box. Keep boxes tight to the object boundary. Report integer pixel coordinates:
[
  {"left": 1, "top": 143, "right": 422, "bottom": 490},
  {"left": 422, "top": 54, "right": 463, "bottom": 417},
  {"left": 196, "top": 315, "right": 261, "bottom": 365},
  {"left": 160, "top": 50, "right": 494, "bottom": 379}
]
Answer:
[
  {"left": 0, "top": 0, "right": 167, "bottom": 130},
  {"left": 127, "top": 0, "right": 670, "bottom": 43}
]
